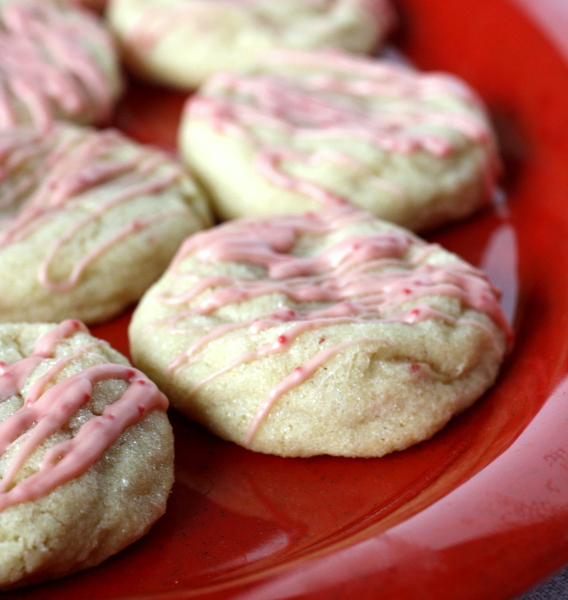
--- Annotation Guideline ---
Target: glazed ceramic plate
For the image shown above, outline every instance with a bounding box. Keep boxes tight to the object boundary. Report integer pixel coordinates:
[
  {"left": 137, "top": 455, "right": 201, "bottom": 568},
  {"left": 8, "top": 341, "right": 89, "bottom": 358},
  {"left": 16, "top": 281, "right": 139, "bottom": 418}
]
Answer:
[{"left": 6, "top": 0, "right": 568, "bottom": 598}]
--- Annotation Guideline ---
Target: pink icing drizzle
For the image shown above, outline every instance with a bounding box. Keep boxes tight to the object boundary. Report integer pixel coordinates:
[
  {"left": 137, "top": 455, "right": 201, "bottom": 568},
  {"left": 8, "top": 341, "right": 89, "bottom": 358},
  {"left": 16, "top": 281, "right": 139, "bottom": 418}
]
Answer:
[
  {"left": 245, "top": 336, "right": 391, "bottom": 443},
  {"left": 0, "top": 125, "right": 187, "bottom": 292},
  {"left": 0, "top": 0, "right": 118, "bottom": 129},
  {"left": 156, "top": 207, "right": 512, "bottom": 443},
  {"left": 186, "top": 50, "right": 499, "bottom": 208},
  {"left": 0, "top": 319, "right": 168, "bottom": 511}
]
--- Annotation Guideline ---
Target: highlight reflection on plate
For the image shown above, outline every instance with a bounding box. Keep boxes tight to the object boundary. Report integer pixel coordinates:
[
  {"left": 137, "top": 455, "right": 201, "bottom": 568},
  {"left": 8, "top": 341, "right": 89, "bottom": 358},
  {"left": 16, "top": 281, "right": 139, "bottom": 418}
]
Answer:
[{"left": 6, "top": 0, "right": 568, "bottom": 599}]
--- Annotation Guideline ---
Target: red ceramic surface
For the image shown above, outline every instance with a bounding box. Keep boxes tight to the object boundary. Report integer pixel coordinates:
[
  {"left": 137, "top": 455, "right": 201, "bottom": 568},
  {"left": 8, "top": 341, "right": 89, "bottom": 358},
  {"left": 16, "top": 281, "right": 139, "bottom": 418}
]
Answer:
[{"left": 7, "top": 0, "right": 568, "bottom": 598}]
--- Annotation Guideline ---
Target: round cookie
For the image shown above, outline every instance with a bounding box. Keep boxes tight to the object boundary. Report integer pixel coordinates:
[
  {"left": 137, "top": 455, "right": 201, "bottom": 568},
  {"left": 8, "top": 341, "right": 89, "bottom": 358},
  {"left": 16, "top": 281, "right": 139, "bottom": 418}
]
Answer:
[
  {"left": 0, "top": 122, "right": 212, "bottom": 324},
  {"left": 0, "top": 319, "right": 173, "bottom": 589},
  {"left": 129, "top": 206, "right": 513, "bottom": 458},
  {"left": 106, "top": 0, "right": 395, "bottom": 90},
  {"left": 0, "top": 0, "right": 123, "bottom": 130},
  {"left": 179, "top": 50, "right": 500, "bottom": 232}
]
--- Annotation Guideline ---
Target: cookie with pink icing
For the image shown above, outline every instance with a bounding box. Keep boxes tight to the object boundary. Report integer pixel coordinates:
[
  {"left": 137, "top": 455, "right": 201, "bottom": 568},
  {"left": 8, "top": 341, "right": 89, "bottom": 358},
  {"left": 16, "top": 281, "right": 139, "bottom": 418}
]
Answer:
[
  {"left": 0, "top": 0, "right": 123, "bottom": 130},
  {"left": 129, "top": 206, "right": 512, "bottom": 458},
  {"left": 0, "top": 122, "right": 212, "bottom": 324},
  {"left": 106, "top": 0, "right": 395, "bottom": 90},
  {"left": 179, "top": 50, "right": 500, "bottom": 232},
  {"left": 0, "top": 319, "right": 173, "bottom": 589}
]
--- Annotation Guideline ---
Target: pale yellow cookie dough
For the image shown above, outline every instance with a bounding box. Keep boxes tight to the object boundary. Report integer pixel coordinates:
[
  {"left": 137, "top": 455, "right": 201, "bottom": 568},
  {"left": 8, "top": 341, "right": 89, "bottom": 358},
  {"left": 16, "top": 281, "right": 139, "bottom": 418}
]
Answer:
[
  {"left": 0, "top": 123, "right": 213, "bottom": 324},
  {"left": 0, "top": 320, "right": 174, "bottom": 589},
  {"left": 129, "top": 207, "right": 512, "bottom": 458},
  {"left": 106, "top": 0, "right": 394, "bottom": 90},
  {"left": 179, "top": 50, "right": 499, "bottom": 231}
]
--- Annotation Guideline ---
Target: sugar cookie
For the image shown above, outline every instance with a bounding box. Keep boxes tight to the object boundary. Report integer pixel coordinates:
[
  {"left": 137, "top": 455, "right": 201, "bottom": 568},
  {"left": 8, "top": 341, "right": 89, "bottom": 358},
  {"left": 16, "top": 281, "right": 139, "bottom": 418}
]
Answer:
[
  {"left": 0, "top": 0, "right": 122, "bottom": 130},
  {"left": 106, "top": 0, "right": 395, "bottom": 90},
  {"left": 0, "top": 123, "right": 212, "bottom": 324},
  {"left": 0, "top": 319, "right": 173, "bottom": 589},
  {"left": 129, "top": 207, "right": 512, "bottom": 458},
  {"left": 180, "top": 50, "right": 499, "bottom": 231}
]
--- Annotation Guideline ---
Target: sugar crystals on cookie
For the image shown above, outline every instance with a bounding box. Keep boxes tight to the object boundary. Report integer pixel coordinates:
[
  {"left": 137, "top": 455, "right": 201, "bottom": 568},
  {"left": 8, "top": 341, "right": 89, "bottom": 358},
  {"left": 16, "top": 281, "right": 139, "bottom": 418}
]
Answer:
[
  {"left": 129, "top": 207, "right": 512, "bottom": 458},
  {"left": 0, "top": 319, "right": 174, "bottom": 589}
]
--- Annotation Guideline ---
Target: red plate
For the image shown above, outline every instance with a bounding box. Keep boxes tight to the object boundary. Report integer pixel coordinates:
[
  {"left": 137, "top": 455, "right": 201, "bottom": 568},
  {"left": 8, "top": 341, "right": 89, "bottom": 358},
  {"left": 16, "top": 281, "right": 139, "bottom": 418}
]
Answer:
[{"left": 6, "top": 0, "right": 568, "bottom": 598}]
